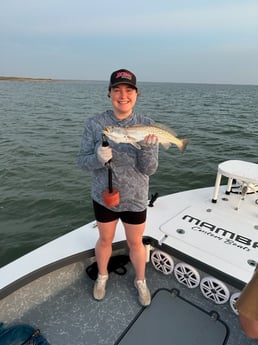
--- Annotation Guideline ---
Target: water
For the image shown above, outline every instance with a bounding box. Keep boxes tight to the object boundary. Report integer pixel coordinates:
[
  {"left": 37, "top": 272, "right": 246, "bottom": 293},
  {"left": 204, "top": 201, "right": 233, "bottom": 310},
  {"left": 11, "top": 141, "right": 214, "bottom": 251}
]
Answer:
[{"left": 0, "top": 80, "right": 257, "bottom": 267}]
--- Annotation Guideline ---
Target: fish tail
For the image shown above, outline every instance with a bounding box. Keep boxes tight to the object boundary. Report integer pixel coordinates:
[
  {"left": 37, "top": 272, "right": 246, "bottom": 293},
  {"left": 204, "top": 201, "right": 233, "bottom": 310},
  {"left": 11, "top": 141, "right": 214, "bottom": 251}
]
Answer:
[{"left": 179, "top": 138, "right": 190, "bottom": 153}]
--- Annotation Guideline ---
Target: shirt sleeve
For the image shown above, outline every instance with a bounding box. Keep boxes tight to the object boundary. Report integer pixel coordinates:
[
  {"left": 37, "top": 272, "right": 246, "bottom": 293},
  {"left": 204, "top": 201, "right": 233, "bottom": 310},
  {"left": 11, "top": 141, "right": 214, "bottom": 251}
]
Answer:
[
  {"left": 136, "top": 143, "right": 159, "bottom": 176},
  {"left": 77, "top": 118, "right": 103, "bottom": 171}
]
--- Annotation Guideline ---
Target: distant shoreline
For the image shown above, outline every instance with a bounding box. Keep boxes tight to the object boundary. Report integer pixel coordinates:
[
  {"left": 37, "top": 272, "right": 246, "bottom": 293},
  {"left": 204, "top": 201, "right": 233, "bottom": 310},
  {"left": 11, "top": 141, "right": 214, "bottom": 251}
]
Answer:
[
  {"left": 0, "top": 76, "right": 53, "bottom": 82},
  {"left": 0, "top": 76, "right": 256, "bottom": 86}
]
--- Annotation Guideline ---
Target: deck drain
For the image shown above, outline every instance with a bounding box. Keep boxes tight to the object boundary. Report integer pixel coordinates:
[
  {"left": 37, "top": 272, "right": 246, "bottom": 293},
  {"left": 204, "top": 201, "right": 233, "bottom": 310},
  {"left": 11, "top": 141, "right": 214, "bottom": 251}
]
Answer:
[
  {"left": 247, "top": 259, "right": 257, "bottom": 267},
  {"left": 176, "top": 228, "right": 185, "bottom": 235}
]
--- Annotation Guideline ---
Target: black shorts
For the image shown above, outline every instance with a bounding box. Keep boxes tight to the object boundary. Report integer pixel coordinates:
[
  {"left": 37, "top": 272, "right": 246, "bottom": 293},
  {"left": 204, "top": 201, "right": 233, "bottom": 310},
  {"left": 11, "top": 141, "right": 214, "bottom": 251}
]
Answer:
[{"left": 93, "top": 200, "right": 147, "bottom": 224}]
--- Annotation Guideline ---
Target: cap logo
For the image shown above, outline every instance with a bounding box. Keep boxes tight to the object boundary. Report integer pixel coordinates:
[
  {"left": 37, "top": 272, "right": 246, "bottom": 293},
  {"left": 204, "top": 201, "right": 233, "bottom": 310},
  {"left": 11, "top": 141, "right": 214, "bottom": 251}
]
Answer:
[
  {"left": 115, "top": 71, "right": 132, "bottom": 81},
  {"left": 109, "top": 69, "right": 137, "bottom": 90}
]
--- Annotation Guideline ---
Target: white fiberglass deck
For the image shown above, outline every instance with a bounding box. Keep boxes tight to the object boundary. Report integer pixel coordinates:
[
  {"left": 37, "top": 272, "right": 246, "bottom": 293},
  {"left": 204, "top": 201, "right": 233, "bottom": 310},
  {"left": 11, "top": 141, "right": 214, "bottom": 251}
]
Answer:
[{"left": 154, "top": 187, "right": 258, "bottom": 284}]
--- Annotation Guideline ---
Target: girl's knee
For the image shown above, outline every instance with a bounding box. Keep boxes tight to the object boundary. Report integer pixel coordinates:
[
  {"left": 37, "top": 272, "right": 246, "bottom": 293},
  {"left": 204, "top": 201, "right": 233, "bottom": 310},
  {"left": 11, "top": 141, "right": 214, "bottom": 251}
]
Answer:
[
  {"left": 128, "top": 240, "right": 145, "bottom": 252},
  {"left": 97, "top": 237, "right": 113, "bottom": 248}
]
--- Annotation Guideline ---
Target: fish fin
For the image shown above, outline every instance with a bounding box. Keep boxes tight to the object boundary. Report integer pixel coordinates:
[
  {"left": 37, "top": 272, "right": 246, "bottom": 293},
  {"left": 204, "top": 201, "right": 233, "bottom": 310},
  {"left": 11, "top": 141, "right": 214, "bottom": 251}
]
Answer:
[
  {"left": 125, "top": 135, "right": 142, "bottom": 149},
  {"left": 130, "top": 123, "right": 177, "bottom": 136},
  {"left": 153, "top": 122, "right": 177, "bottom": 136},
  {"left": 160, "top": 142, "right": 171, "bottom": 150},
  {"left": 179, "top": 139, "right": 190, "bottom": 153}
]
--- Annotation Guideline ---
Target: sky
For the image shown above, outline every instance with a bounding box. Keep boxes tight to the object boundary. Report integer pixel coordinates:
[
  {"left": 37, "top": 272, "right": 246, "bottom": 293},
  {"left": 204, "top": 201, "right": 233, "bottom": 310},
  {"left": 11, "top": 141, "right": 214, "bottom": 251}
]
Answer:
[{"left": 1, "top": 0, "right": 258, "bottom": 84}]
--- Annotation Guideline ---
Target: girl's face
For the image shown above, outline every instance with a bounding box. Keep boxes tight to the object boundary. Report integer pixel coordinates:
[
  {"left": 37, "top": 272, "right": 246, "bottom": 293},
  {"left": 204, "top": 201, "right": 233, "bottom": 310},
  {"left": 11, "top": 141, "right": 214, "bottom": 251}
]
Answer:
[{"left": 109, "top": 84, "right": 138, "bottom": 119}]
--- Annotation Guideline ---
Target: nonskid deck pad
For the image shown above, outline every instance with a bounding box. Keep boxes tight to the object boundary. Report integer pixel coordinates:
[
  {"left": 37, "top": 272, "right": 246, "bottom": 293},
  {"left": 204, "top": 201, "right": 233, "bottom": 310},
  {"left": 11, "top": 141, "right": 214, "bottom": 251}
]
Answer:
[{"left": 115, "top": 289, "right": 229, "bottom": 345}]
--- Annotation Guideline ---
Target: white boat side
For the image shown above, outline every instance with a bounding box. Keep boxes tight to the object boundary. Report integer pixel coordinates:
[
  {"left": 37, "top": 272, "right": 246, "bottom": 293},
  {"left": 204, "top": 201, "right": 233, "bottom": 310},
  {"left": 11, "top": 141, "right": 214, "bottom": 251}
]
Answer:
[{"left": 1, "top": 183, "right": 257, "bottom": 297}]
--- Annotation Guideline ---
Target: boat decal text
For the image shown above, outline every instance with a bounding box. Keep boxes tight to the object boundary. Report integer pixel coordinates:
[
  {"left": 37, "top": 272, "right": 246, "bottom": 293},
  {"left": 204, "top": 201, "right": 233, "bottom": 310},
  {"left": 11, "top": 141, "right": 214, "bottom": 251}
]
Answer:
[{"left": 182, "top": 214, "right": 257, "bottom": 252}]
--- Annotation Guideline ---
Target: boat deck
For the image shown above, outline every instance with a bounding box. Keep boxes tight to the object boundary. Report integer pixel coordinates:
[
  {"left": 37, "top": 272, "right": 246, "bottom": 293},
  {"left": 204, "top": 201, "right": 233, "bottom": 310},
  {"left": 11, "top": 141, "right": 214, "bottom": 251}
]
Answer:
[
  {"left": 4, "top": 258, "right": 257, "bottom": 345},
  {"left": 1, "top": 177, "right": 258, "bottom": 344}
]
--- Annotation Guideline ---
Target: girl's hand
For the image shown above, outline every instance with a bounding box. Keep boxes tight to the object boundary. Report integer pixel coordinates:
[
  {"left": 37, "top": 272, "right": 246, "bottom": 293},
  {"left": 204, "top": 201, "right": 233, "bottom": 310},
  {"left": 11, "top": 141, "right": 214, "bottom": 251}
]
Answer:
[
  {"left": 97, "top": 146, "right": 112, "bottom": 165},
  {"left": 144, "top": 134, "right": 159, "bottom": 145}
]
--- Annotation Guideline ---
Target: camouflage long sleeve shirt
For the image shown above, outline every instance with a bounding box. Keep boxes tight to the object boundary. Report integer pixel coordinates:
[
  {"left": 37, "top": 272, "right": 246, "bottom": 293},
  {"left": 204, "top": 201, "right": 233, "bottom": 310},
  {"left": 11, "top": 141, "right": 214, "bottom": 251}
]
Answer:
[{"left": 78, "top": 110, "right": 159, "bottom": 212}]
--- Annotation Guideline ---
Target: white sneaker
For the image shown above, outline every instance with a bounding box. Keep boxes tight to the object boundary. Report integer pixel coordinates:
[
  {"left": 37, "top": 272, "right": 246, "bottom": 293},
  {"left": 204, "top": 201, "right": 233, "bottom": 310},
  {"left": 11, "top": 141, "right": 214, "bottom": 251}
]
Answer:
[
  {"left": 134, "top": 279, "right": 151, "bottom": 306},
  {"left": 93, "top": 274, "right": 108, "bottom": 300}
]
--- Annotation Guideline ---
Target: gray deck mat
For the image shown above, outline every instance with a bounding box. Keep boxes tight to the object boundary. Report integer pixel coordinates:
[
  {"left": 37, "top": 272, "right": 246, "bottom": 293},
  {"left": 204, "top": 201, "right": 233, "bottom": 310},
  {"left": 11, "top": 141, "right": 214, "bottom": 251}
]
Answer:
[{"left": 116, "top": 288, "right": 229, "bottom": 345}]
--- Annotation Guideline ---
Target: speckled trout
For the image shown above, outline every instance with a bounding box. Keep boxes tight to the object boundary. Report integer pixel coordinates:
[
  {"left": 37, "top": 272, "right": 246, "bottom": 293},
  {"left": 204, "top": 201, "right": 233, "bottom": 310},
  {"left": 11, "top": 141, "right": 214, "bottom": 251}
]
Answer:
[{"left": 103, "top": 124, "right": 189, "bottom": 152}]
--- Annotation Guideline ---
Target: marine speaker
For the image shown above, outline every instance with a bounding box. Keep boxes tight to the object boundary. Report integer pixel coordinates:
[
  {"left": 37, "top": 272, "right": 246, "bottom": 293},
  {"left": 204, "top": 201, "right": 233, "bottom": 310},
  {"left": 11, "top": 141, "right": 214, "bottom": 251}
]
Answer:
[
  {"left": 151, "top": 249, "right": 174, "bottom": 275},
  {"left": 174, "top": 262, "right": 200, "bottom": 288},
  {"left": 200, "top": 276, "right": 230, "bottom": 304}
]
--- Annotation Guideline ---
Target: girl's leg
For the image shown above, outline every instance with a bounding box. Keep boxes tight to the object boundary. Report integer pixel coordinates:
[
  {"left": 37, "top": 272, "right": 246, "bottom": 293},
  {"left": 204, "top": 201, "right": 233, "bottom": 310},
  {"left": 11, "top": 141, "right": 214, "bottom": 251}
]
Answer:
[
  {"left": 123, "top": 222, "right": 146, "bottom": 280},
  {"left": 124, "top": 221, "right": 151, "bottom": 306},
  {"left": 93, "top": 220, "right": 118, "bottom": 300},
  {"left": 95, "top": 220, "right": 118, "bottom": 274}
]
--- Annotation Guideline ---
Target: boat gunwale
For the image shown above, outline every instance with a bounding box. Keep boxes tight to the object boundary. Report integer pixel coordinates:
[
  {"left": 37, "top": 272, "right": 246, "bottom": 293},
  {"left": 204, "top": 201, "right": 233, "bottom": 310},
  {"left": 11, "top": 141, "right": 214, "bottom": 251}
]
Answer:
[
  {"left": 0, "top": 241, "right": 127, "bottom": 300},
  {"left": 0, "top": 235, "right": 247, "bottom": 301}
]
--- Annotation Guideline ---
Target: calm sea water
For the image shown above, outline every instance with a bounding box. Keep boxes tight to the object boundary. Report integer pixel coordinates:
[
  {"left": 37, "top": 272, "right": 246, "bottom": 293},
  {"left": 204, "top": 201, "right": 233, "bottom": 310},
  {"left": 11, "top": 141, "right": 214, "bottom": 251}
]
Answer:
[{"left": 0, "top": 80, "right": 257, "bottom": 267}]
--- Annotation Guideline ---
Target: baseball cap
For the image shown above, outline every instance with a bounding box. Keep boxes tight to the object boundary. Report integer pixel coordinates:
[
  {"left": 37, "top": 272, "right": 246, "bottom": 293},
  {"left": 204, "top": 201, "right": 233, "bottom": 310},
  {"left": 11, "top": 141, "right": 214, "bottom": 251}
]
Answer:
[{"left": 109, "top": 69, "right": 137, "bottom": 90}]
